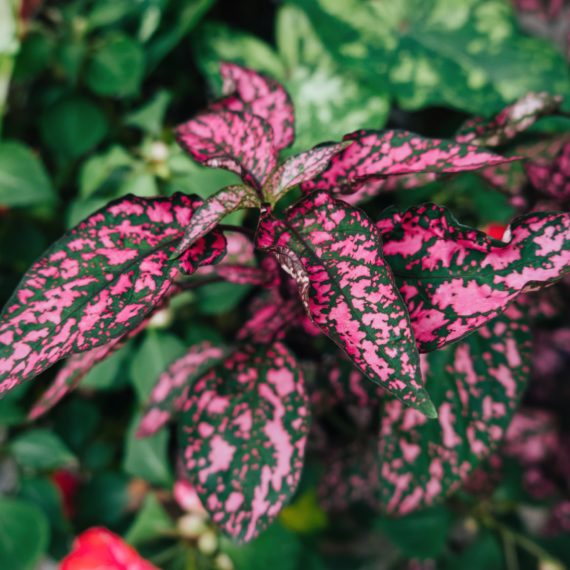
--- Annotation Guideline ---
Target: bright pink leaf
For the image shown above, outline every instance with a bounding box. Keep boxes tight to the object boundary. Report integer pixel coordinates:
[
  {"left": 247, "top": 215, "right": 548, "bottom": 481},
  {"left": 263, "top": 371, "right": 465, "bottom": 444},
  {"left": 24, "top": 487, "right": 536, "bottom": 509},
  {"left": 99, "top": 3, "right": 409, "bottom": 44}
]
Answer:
[
  {"left": 174, "top": 185, "right": 259, "bottom": 256},
  {"left": 176, "top": 109, "right": 277, "bottom": 189},
  {"left": 137, "top": 342, "right": 225, "bottom": 438},
  {"left": 379, "top": 307, "right": 531, "bottom": 515},
  {"left": 301, "top": 129, "right": 518, "bottom": 194},
  {"left": 256, "top": 190, "right": 436, "bottom": 418},
  {"left": 456, "top": 92, "right": 563, "bottom": 147},
  {"left": 212, "top": 62, "right": 295, "bottom": 151},
  {"left": 0, "top": 194, "right": 226, "bottom": 395},
  {"left": 263, "top": 142, "right": 351, "bottom": 204},
  {"left": 378, "top": 203, "right": 570, "bottom": 352},
  {"left": 179, "top": 341, "right": 309, "bottom": 542}
]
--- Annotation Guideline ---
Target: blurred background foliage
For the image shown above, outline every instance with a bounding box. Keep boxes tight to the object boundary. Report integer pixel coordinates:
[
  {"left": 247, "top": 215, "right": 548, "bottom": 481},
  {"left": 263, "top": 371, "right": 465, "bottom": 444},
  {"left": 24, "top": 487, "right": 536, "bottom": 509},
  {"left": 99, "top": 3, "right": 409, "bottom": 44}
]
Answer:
[{"left": 0, "top": 0, "right": 569, "bottom": 569}]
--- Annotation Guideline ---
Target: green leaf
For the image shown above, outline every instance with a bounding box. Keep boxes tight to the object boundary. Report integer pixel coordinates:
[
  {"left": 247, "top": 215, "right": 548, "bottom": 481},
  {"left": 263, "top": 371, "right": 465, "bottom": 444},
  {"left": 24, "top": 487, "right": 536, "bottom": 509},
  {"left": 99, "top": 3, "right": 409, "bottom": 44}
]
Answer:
[
  {"left": 125, "top": 493, "right": 173, "bottom": 546},
  {"left": 124, "top": 412, "right": 173, "bottom": 486},
  {"left": 129, "top": 330, "right": 186, "bottom": 401},
  {"left": 125, "top": 90, "right": 172, "bottom": 135},
  {"left": 376, "top": 506, "right": 452, "bottom": 559},
  {"left": 221, "top": 521, "right": 303, "bottom": 570},
  {"left": 0, "top": 498, "right": 49, "bottom": 570},
  {"left": 80, "top": 341, "right": 132, "bottom": 390},
  {"left": 289, "top": 0, "right": 570, "bottom": 114},
  {"left": 40, "top": 96, "right": 108, "bottom": 158},
  {"left": 74, "top": 472, "right": 131, "bottom": 528},
  {"left": 196, "top": 17, "right": 390, "bottom": 151},
  {"left": 10, "top": 429, "right": 77, "bottom": 470},
  {"left": 86, "top": 33, "right": 145, "bottom": 97},
  {"left": 0, "top": 142, "right": 54, "bottom": 207},
  {"left": 0, "top": 399, "right": 24, "bottom": 425},
  {"left": 193, "top": 281, "right": 252, "bottom": 316},
  {"left": 146, "top": 0, "right": 215, "bottom": 70},
  {"left": 79, "top": 145, "right": 135, "bottom": 198}
]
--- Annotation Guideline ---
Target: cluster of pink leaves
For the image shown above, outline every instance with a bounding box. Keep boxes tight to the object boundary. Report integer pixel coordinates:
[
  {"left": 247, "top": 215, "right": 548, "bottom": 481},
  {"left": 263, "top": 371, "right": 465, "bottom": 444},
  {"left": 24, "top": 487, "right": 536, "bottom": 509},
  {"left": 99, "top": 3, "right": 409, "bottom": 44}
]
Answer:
[{"left": 1, "top": 62, "right": 569, "bottom": 541}]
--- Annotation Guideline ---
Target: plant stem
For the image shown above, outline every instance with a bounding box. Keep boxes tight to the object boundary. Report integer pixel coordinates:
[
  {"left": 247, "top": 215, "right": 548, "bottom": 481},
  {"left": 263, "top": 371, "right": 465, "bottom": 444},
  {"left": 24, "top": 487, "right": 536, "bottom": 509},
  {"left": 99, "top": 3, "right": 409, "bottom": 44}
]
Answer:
[{"left": 483, "top": 515, "right": 563, "bottom": 567}]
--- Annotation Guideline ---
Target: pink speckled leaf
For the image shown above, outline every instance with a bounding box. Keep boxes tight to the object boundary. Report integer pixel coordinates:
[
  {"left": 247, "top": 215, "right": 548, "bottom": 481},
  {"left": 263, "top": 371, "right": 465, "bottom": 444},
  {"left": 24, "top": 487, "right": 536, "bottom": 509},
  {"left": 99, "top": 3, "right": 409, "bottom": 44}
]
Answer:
[
  {"left": 0, "top": 194, "right": 226, "bottom": 395},
  {"left": 378, "top": 203, "right": 570, "bottom": 352},
  {"left": 379, "top": 307, "right": 531, "bottom": 515},
  {"left": 456, "top": 92, "right": 563, "bottom": 147},
  {"left": 237, "top": 286, "right": 305, "bottom": 345},
  {"left": 526, "top": 141, "right": 570, "bottom": 199},
  {"left": 137, "top": 342, "right": 225, "bottom": 438},
  {"left": 174, "top": 185, "right": 260, "bottom": 256},
  {"left": 179, "top": 341, "right": 309, "bottom": 543},
  {"left": 301, "top": 129, "right": 518, "bottom": 194},
  {"left": 263, "top": 142, "right": 351, "bottom": 204},
  {"left": 256, "top": 190, "right": 436, "bottom": 418},
  {"left": 195, "top": 235, "right": 280, "bottom": 288},
  {"left": 212, "top": 62, "right": 295, "bottom": 151},
  {"left": 176, "top": 110, "right": 277, "bottom": 189}
]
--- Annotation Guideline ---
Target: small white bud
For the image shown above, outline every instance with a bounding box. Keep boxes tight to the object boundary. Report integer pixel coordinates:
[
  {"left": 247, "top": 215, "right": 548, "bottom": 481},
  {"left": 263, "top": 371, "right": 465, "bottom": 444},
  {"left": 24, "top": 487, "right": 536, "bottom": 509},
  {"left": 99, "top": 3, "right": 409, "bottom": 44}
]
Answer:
[
  {"left": 197, "top": 530, "right": 218, "bottom": 555},
  {"left": 215, "top": 553, "right": 234, "bottom": 570},
  {"left": 177, "top": 513, "right": 208, "bottom": 539}
]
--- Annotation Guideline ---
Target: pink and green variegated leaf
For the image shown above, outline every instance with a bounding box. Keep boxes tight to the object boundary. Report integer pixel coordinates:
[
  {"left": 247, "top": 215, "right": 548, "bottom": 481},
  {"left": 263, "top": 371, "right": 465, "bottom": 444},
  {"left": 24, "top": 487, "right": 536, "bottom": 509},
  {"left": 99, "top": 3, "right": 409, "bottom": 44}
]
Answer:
[
  {"left": 196, "top": 235, "right": 280, "bottom": 287},
  {"left": 256, "top": 190, "right": 436, "bottom": 418},
  {"left": 0, "top": 194, "right": 226, "bottom": 395},
  {"left": 28, "top": 321, "right": 146, "bottom": 420},
  {"left": 174, "top": 185, "right": 260, "bottom": 256},
  {"left": 236, "top": 287, "right": 304, "bottom": 344},
  {"left": 179, "top": 341, "right": 309, "bottom": 543},
  {"left": 137, "top": 342, "right": 225, "bottom": 438},
  {"left": 377, "top": 203, "right": 570, "bottom": 352},
  {"left": 526, "top": 141, "right": 570, "bottom": 199},
  {"left": 300, "top": 129, "right": 518, "bottom": 194},
  {"left": 479, "top": 134, "right": 570, "bottom": 195},
  {"left": 212, "top": 62, "right": 295, "bottom": 151},
  {"left": 378, "top": 306, "right": 531, "bottom": 515},
  {"left": 318, "top": 438, "right": 380, "bottom": 513},
  {"left": 176, "top": 110, "right": 277, "bottom": 189},
  {"left": 262, "top": 142, "right": 351, "bottom": 204},
  {"left": 456, "top": 92, "right": 563, "bottom": 147}
]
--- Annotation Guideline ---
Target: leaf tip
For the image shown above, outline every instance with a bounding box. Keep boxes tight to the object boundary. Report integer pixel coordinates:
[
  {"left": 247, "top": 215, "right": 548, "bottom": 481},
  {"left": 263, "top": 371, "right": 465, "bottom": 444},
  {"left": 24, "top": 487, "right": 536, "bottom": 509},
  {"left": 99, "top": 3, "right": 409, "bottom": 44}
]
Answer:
[{"left": 417, "top": 394, "right": 438, "bottom": 420}]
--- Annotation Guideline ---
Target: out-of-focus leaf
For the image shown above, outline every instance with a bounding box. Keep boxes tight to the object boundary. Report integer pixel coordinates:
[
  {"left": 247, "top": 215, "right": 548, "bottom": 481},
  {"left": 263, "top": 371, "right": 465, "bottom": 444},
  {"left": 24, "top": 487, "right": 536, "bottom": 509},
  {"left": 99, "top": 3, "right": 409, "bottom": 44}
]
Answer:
[
  {"left": 129, "top": 330, "right": 186, "bottom": 401},
  {"left": 376, "top": 506, "right": 452, "bottom": 559},
  {"left": 40, "top": 96, "right": 108, "bottom": 158},
  {"left": 0, "top": 142, "right": 55, "bottom": 207},
  {"left": 10, "top": 429, "right": 77, "bottom": 470},
  {"left": 125, "top": 90, "right": 172, "bottom": 135},
  {"left": 146, "top": 0, "right": 215, "bottom": 70},
  {"left": 290, "top": 0, "right": 570, "bottom": 114},
  {"left": 125, "top": 493, "right": 173, "bottom": 546},
  {"left": 378, "top": 308, "right": 531, "bottom": 515},
  {"left": 221, "top": 521, "right": 303, "bottom": 570},
  {"left": 124, "top": 412, "right": 172, "bottom": 486},
  {"left": 0, "top": 498, "right": 49, "bottom": 570},
  {"left": 86, "top": 33, "right": 145, "bottom": 97}
]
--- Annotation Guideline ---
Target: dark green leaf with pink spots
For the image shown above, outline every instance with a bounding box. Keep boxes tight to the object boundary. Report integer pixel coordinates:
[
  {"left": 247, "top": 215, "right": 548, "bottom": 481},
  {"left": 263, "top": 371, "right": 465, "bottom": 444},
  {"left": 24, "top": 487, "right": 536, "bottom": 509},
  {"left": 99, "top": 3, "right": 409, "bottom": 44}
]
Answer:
[
  {"left": 179, "top": 341, "right": 309, "bottom": 542},
  {"left": 256, "top": 190, "right": 436, "bottom": 418},
  {"left": 0, "top": 194, "right": 226, "bottom": 396},
  {"left": 301, "top": 130, "right": 517, "bottom": 196},
  {"left": 377, "top": 203, "right": 570, "bottom": 352},
  {"left": 378, "top": 306, "right": 531, "bottom": 515},
  {"left": 456, "top": 92, "right": 563, "bottom": 147}
]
